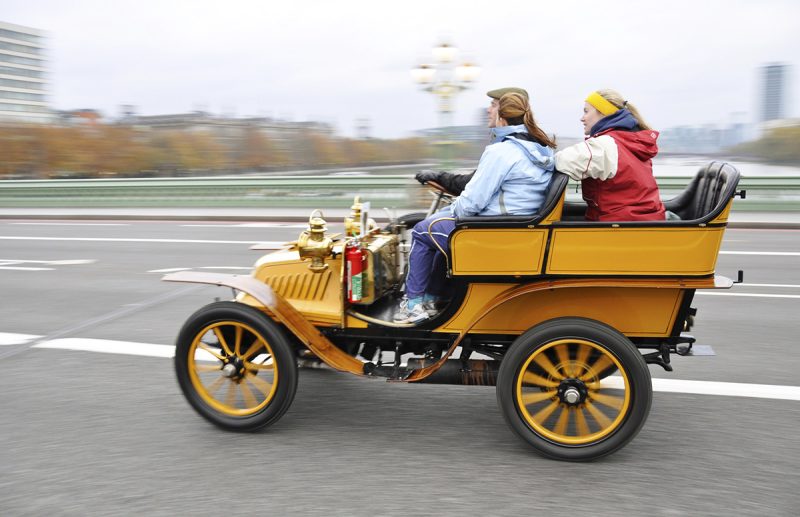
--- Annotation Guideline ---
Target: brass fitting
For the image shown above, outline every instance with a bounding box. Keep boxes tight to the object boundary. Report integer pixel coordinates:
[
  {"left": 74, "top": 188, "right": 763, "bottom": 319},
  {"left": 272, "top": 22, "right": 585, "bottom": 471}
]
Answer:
[
  {"left": 344, "top": 196, "right": 376, "bottom": 237},
  {"left": 344, "top": 196, "right": 363, "bottom": 237},
  {"left": 297, "top": 209, "right": 333, "bottom": 272}
]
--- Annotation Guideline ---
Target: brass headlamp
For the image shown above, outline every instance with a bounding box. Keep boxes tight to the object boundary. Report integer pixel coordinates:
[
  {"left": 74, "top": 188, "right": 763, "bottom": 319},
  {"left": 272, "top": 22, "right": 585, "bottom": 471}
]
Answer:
[
  {"left": 297, "top": 209, "right": 333, "bottom": 272},
  {"left": 344, "top": 196, "right": 363, "bottom": 237},
  {"left": 344, "top": 196, "right": 376, "bottom": 237}
]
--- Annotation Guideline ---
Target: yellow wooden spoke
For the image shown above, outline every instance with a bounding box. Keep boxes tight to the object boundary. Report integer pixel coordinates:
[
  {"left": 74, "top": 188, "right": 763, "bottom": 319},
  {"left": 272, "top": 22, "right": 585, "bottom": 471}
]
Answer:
[
  {"left": 244, "top": 360, "right": 275, "bottom": 371},
  {"left": 213, "top": 327, "right": 233, "bottom": 356},
  {"left": 590, "top": 391, "right": 625, "bottom": 411},
  {"left": 520, "top": 389, "right": 557, "bottom": 406},
  {"left": 521, "top": 371, "right": 560, "bottom": 389},
  {"left": 575, "top": 407, "right": 590, "bottom": 436},
  {"left": 206, "top": 375, "right": 227, "bottom": 395},
  {"left": 239, "top": 379, "right": 259, "bottom": 408},
  {"left": 225, "top": 382, "right": 238, "bottom": 408},
  {"left": 234, "top": 325, "right": 243, "bottom": 356},
  {"left": 580, "top": 354, "right": 614, "bottom": 381},
  {"left": 241, "top": 339, "right": 264, "bottom": 361},
  {"left": 553, "top": 406, "right": 571, "bottom": 436},
  {"left": 574, "top": 345, "right": 591, "bottom": 376},
  {"left": 532, "top": 400, "right": 560, "bottom": 424},
  {"left": 585, "top": 377, "right": 626, "bottom": 391},
  {"left": 197, "top": 342, "right": 225, "bottom": 361},
  {"left": 194, "top": 363, "right": 222, "bottom": 373},
  {"left": 585, "top": 400, "right": 613, "bottom": 429},
  {"left": 246, "top": 373, "right": 274, "bottom": 396},
  {"left": 555, "top": 344, "right": 571, "bottom": 376},
  {"left": 532, "top": 353, "right": 563, "bottom": 380}
]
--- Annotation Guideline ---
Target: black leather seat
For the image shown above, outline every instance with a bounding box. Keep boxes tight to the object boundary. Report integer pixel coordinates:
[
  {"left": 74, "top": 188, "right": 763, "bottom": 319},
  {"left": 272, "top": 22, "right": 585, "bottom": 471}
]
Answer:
[
  {"left": 663, "top": 162, "right": 741, "bottom": 222},
  {"left": 455, "top": 171, "right": 569, "bottom": 228}
]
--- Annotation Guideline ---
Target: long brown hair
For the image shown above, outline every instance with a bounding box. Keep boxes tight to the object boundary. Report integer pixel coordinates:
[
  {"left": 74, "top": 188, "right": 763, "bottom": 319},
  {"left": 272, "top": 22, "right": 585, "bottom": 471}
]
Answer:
[
  {"left": 595, "top": 88, "right": 652, "bottom": 130},
  {"left": 499, "top": 92, "right": 557, "bottom": 148}
]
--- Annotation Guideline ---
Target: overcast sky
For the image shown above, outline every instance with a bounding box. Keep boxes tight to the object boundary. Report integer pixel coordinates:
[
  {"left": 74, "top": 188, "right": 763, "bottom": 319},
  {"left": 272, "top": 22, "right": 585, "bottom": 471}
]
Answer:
[{"left": 3, "top": 0, "right": 799, "bottom": 138}]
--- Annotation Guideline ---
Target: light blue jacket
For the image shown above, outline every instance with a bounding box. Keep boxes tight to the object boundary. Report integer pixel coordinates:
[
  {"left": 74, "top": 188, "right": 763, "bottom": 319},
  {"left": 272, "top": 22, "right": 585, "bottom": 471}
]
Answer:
[{"left": 449, "top": 125, "right": 555, "bottom": 218}]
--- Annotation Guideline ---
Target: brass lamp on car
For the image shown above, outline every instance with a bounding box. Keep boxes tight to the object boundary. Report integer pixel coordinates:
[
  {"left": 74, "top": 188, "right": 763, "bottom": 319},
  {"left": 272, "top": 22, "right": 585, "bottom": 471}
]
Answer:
[
  {"left": 344, "top": 196, "right": 377, "bottom": 237},
  {"left": 344, "top": 196, "right": 363, "bottom": 237},
  {"left": 297, "top": 209, "right": 333, "bottom": 272}
]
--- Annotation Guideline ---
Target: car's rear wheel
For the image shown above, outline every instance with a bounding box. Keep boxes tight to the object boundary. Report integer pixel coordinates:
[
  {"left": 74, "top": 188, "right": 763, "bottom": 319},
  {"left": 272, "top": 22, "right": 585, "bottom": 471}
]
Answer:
[
  {"left": 497, "top": 318, "right": 651, "bottom": 461},
  {"left": 174, "top": 301, "right": 298, "bottom": 431}
]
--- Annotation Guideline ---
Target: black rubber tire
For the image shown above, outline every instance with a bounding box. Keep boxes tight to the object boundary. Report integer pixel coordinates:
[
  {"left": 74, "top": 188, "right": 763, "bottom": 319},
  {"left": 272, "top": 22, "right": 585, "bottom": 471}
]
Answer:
[
  {"left": 496, "top": 317, "right": 652, "bottom": 461},
  {"left": 174, "top": 301, "right": 298, "bottom": 431}
]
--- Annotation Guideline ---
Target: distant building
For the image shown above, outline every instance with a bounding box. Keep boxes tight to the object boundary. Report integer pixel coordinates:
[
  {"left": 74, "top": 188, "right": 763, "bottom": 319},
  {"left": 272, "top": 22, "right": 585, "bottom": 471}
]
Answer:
[
  {"left": 0, "top": 21, "right": 52, "bottom": 123},
  {"left": 761, "top": 63, "right": 788, "bottom": 123},
  {"left": 120, "top": 111, "right": 336, "bottom": 163},
  {"left": 57, "top": 108, "right": 102, "bottom": 126},
  {"left": 355, "top": 118, "right": 371, "bottom": 139},
  {"left": 414, "top": 125, "right": 488, "bottom": 143},
  {"left": 658, "top": 122, "right": 753, "bottom": 155}
]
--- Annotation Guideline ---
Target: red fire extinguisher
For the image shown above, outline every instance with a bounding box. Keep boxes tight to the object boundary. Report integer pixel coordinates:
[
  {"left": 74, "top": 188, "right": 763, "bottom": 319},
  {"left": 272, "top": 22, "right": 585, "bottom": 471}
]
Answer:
[{"left": 345, "top": 240, "right": 364, "bottom": 303}]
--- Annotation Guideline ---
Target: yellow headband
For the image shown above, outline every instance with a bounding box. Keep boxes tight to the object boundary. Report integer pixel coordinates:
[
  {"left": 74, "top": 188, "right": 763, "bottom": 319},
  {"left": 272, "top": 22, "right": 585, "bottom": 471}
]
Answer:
[{"left": 586, "top": 92, "right": 619, "bottom": 116}]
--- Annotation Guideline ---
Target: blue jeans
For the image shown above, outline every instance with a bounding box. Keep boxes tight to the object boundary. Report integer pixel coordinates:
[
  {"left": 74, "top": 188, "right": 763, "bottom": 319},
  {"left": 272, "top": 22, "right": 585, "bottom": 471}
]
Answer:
[{"left": 405, "top": 211, "right": 456, "bottom": 299}]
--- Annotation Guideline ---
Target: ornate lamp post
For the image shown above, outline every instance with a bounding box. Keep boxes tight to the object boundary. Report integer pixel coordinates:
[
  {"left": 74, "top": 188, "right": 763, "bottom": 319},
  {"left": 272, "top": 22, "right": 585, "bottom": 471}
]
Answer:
[{"left": 411, "top": 41, "right": 480, "bottom": 164}]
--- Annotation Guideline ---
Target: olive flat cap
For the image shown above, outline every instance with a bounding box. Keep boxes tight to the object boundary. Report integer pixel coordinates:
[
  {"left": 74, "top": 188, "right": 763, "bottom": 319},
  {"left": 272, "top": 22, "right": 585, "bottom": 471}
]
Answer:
[{"left": 486, "top": 87, "right": 529, "bottom": 100}]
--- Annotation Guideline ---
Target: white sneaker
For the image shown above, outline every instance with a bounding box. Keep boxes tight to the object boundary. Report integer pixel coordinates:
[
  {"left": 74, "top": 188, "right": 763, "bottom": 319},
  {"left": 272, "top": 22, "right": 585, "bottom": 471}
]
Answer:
[
  {"left": 422, "top": 300, "right": 441, "bottom": 317},
  {"left": 393, "top": 298, "right": 429, "bottom": 324},
  {"left": 423, "top": 297, "right": 451, "bottom": 317}
]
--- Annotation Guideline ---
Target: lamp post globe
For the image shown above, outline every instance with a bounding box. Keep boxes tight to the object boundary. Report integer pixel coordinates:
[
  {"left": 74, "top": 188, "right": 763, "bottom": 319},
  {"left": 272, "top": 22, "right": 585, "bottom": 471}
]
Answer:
[{"left": 411, "top": 40, "right": 480, "bottom": 165}]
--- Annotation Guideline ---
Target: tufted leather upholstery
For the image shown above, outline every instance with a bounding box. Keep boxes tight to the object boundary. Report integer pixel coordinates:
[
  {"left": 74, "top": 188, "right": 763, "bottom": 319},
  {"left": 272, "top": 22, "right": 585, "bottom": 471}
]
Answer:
[{"left": 663, "top": 162, "right": 741, "bottom": 222}]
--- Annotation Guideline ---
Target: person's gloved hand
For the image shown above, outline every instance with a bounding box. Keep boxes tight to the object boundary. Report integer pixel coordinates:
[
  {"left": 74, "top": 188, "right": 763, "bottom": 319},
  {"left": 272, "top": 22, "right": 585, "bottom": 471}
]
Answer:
[{"left": 414, "top": 169, "right": 442, "bottom": 184}]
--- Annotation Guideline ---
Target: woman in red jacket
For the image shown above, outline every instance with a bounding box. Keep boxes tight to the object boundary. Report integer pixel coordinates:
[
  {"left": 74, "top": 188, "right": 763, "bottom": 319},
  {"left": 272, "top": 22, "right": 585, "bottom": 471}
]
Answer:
[{"left": 555, "top": 89, "right": 666, "bottom": 221}]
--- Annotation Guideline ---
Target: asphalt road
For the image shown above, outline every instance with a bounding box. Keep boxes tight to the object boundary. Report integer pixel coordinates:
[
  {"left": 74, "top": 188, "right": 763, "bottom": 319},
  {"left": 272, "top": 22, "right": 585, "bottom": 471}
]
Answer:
[{"left": 1, "top": 219, "right": 799, "bottom": 516}]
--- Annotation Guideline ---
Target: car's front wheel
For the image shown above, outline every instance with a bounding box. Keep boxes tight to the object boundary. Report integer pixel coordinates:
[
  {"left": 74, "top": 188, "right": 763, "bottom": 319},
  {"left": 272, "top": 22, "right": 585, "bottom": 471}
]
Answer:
[{"left": 174, "top": 301, "right": 298, "bottom": 431}]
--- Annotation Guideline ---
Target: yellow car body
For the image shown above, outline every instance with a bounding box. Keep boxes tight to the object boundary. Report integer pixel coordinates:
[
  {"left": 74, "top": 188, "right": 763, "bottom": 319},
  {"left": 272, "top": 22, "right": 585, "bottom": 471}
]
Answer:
[{"left": 166, "top": 161, "right": 742, "bottom": 461}]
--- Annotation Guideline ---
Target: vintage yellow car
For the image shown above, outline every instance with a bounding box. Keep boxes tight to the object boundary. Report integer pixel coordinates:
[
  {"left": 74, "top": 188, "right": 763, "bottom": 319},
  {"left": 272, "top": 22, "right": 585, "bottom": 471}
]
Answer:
[{"left": 164, "top": 161, "right": 743, "bottom": 461}]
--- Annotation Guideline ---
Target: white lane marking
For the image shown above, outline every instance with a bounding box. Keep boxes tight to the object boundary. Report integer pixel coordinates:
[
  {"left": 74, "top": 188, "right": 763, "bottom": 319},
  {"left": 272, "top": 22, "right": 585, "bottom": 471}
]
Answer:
[
  {"left": 198, "top": 266, "right": 252, "bottom": 270},
  {"left": 697, "top": 292, "right": 800, "bottom": 299},
  {"left": 738, "top": 283, "right": 800, "bottom": 289},
  {"left": 10, "top": 222, "right": 128, "bottom": 226},
  {"left": 0, "top": 259, "right": 95, "bottom": 265},
  {"left": 2, "top": 332, "right": 797, "bottom": 402},
  {"left": 650, "top": 378, "right": 800, "bottom": 401},
  {"left": 0, "top": 266, "right": 54, "bottom": 271},
  {"left": 0, "top": 236, "right": 283, "bottom": 246},
  {"left": 721, "top": 251, "right": 800, "bottom": 256},
  {"left": 0, "top": 333, "right": 37, "bottom": 345},
  {"left": 181, "top": 224, "right": 249, "bottom": 228},
  {"left": 241, "top": 223, "right": 307, "bottom": 228},
  {"left": 147, "top": 266, "right": 252, "bottom": 273},
  {"left": 34, "top": 338, "right": 175, "bottom": 358},
  {"left": 0, "top": 258, "right": 96, "bottom": 271},
  {"left": 602, "top": 375, "right": 800, "bottom": 401},
  {"left": 182, "top": 223, "right": 307, "bottom": 228}
]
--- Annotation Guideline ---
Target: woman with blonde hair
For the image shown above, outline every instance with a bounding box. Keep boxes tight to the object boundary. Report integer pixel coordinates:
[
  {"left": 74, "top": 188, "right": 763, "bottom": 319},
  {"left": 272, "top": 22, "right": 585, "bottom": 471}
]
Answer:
[
  {"left": 555, "top": 89, "right": 665, "bottom": 221},
  {"left": 395, "top": 91, "right": 556, "bottom": 323}
]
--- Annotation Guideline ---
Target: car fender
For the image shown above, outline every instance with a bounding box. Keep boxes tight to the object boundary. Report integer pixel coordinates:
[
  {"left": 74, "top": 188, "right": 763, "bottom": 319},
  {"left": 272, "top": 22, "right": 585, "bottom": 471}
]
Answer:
[{"left": 162, "top": 271, "right": 365, "bottom": 375}]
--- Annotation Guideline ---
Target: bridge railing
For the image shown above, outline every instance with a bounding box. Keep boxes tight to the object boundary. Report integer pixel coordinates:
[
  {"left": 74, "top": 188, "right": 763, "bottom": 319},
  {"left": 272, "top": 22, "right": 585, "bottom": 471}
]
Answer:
[{"left": 1, "top": 175, "right": 798, "bottom": 211}]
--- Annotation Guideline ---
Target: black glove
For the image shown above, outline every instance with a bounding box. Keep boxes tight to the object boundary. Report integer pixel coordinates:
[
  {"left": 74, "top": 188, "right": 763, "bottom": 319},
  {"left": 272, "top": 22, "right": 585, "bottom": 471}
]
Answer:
[
  {"left": 437, "top": 170, "right": 475, "bottom": 196},
  {"left": 415, "top": 169, "right": 442, "bottom": 185}
]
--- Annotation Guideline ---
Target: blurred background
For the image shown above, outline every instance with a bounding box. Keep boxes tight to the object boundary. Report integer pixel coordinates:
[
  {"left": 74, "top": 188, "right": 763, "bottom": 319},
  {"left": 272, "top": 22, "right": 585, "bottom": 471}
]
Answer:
[{"left": 0, "top": 0, "right": 798, "bottom": 209}]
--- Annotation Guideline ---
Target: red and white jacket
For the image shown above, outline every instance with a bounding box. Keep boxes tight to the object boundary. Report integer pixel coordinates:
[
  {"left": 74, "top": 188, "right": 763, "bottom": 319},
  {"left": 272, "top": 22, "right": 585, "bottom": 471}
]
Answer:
[{"left": 555, "top": 128, "right": 665, "bottom": 221}]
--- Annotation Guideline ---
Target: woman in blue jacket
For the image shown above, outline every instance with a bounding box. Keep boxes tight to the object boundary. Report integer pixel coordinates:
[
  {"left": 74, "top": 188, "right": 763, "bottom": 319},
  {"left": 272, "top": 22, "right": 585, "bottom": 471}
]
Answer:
[{"left": 395, "top": 92, "right": 556, "bottom": 323}]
